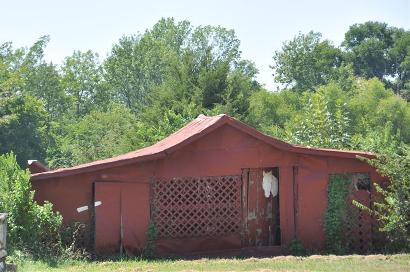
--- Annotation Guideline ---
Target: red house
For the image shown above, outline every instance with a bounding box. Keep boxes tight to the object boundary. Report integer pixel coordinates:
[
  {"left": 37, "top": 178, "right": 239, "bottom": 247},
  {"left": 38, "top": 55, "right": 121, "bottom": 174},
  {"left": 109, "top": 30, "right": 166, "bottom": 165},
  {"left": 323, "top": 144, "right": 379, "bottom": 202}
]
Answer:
[{"left": 30, "top": 114, "right": 384, "bottom": 256}]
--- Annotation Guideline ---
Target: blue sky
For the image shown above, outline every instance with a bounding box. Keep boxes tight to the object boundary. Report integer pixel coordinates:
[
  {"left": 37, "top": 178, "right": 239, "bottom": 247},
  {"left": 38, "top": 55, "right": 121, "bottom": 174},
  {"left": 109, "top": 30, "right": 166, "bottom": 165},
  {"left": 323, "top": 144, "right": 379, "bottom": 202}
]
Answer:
[{"left": 1, "top": 0, "right": 409, "bottom": 90}]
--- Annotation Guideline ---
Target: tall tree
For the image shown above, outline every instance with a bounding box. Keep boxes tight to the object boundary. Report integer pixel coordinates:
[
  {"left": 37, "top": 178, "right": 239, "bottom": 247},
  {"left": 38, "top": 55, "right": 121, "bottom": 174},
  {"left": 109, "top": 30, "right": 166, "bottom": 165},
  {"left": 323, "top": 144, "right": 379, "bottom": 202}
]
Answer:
[
  {"left": 389, "top": 29, "right": 410, "bottom": 99},
  {"left": 0, "top": 94, "right": 47, "bottom": 166},
  {"left": 61, "top": 50, "right": 105, "bottom": 117},
  {"left": 343, "top": 21, "right": 395, "bottom": 80},
  {"left": 287, "top": 83, "right": 352, "bottom": 149},
  {"left": 104, "top": 18, "right": 253, "bottom": 113},
  {"left": 272, "top": 31, "right": 343, "bottom": 91}
]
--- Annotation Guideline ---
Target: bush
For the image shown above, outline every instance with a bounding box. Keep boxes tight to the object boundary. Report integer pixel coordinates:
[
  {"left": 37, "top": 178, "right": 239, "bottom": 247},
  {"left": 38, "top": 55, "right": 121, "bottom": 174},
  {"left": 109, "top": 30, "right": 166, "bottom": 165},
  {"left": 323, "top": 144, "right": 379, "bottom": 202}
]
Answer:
[
  {"left": 0, "top": 152, "right": 63, "bottom": 258},
  {"left": 61, "top": 222, "right": 92, "bottom": 260},
  {"left": 324, "top": 174, "right": 352, "bottom": 254},
  {"left": 289, "top": 239, "right": 307, "bottom": 256}
]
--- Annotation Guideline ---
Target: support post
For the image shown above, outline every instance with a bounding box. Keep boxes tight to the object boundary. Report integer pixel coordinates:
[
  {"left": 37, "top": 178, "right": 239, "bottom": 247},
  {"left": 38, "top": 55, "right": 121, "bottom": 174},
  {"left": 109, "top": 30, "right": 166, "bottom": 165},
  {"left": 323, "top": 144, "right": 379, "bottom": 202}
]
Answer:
[{"left": 279, "top": 167, "right": 296, "bottom": 248}]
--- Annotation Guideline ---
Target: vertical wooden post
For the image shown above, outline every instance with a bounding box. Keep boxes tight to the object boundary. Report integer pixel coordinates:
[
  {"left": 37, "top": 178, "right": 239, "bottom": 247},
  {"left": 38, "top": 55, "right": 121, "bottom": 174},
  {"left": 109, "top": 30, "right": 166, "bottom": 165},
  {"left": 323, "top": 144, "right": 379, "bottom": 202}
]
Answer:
[
  {"left": 119, "top": 191, "right": 123, "bottom": 258},
  {"left": 279, "top": 166, "right": 295, "bottom": 248},
  {"left": 292, "top": 166, "right": 299, "bottom": 240},
  {"left": 241, "top": 169, "right": 249, "bottom": 247},
  {"left": 91, "top": 182, "right": 96, "bottom": 258}
]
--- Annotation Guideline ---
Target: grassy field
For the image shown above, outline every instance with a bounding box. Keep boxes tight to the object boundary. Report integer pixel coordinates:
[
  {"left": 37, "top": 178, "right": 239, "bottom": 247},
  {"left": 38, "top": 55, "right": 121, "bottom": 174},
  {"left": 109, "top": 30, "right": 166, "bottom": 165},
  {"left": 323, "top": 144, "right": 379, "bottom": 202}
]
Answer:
[{"left": 15, "top": 254, "right": 410, "bottom": 272}]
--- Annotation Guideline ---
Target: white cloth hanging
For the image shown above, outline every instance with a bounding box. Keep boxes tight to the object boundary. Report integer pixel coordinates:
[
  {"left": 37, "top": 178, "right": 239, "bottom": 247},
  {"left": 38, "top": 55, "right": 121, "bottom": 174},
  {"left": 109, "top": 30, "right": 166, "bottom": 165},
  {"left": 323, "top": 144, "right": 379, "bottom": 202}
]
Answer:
[{"left": 262, "top": 170, "right": 278, "bottom": 198}]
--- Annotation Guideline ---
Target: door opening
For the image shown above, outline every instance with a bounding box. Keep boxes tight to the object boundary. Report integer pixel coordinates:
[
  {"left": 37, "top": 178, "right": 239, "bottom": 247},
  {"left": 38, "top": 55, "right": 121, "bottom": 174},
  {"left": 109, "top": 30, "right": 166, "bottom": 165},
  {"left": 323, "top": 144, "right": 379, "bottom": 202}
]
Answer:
[{"left": 244, "top": 167, "right": 280, "bottom": 247}]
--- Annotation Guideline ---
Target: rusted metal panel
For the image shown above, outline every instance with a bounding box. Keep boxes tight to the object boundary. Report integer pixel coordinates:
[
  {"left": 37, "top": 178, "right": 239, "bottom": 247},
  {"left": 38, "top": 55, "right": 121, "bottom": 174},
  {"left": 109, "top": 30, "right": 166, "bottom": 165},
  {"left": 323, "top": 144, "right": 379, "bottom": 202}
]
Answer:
[{"left": 152, "top": 175, "right": 242, "bottom": 240}]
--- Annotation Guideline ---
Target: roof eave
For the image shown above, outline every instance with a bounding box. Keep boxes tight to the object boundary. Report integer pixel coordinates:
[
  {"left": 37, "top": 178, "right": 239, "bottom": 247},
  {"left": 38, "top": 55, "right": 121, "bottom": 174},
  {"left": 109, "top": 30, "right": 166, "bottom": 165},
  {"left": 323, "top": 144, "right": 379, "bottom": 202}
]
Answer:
[{"left": 31, "top": 152, "right": 167, "bottom": 181}]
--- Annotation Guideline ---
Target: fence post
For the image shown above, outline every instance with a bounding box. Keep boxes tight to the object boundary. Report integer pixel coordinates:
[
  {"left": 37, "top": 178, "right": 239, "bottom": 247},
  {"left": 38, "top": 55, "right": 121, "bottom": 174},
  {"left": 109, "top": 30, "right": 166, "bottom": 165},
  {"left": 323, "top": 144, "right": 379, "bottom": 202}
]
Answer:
[{"left": 0, "top": 213, "right": 7, "bottom": 272}]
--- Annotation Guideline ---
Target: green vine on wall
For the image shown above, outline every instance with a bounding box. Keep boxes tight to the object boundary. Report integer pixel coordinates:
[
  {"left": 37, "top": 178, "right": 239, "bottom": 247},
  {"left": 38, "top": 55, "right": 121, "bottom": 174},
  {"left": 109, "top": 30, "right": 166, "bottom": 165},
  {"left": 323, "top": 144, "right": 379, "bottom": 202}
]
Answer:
[
  {"left": 324, "top": 174, "right": 352, "bottom": 254},
  {"left": 142, "top": 222, "right": 157, "bottom": 259}
]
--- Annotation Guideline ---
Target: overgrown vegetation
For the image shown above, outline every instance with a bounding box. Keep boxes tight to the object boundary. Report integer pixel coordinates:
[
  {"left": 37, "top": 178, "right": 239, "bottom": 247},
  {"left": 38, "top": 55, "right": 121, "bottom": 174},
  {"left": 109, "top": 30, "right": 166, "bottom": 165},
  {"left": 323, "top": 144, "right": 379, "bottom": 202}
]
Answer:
[
  {"left": 142, "top": 222, "right": 157, "bottom": 259},
  {"left": 324, "top": 174, "right": 353, "bottom": 254},
  {"left": 0, "top": 153, "right": 62, "bottom": 259},
  {"left": 354, "top": 148, "right": 410, "bottom": 252},
  {"left": 0, "top": 153, "right": 90, "bottom": 262},
  {"left": 288, "top": 239, "right": 307, "bottom": 256}
]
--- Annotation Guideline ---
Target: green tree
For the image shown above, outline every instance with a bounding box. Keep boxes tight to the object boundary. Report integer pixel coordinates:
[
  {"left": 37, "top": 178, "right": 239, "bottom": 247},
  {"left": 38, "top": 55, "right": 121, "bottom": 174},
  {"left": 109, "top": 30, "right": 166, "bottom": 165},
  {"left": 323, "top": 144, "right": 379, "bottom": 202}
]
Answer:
[
  {"left": 272, "top": 31, "right": 343, "bottom": 91},
  {"left": 61, "top": 50, "right": 105, "bottom": 117},
  {"left": 286, "top": 83, "right": 352, "bottom": 149},
  {"left": 343, "top": 21, "right": 394, "bottom": 79},
  {"left": 0, "top": 94, "right": 47, "bottom": 166},
  {"left": 342, "top": 21, "right": 410, "bottom": 97},
  {"left": 247, "top": 88, "right": 302, "bottom": 137},
  {"left": 104, "top": 18, "right": 252, "bottom": 113},
  {"left": 49, "top": 104, "right": 140, "bottom": 167},
  {"left": 0, "top": 36, "right": 69, "bottom": 120},
  {"left": 348, "top": 78, "right": 410, "bottom": 143},
  {"left": 389, "top": 30, "right": 410, "bottom": 99}
]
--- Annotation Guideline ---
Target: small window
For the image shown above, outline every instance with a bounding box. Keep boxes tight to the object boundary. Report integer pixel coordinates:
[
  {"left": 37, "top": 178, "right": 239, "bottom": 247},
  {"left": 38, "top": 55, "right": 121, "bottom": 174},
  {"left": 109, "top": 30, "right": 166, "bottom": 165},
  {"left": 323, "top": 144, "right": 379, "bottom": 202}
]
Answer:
[{"left": 352, "top": 173, "right": 371, "bottom": 191}]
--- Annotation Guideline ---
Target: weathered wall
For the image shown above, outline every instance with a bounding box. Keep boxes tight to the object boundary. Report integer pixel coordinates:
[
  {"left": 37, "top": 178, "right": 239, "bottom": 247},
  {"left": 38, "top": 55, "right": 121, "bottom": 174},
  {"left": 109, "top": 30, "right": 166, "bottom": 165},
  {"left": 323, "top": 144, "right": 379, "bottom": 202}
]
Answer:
[
  {"left": 32, "top": 124, "right": 382, "bottom": 255},
  {"left": 295, "top": 155, "right": 385, "bottom": 250}
]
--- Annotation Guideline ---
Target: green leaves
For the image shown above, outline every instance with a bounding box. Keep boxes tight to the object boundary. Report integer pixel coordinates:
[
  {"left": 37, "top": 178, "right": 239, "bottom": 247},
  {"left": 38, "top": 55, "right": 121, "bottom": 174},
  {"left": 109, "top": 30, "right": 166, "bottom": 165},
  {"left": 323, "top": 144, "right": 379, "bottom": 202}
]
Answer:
[
  {"left": 0, "top": 94, "right": 47, "bottom": 166},
  {"left": 61, "top": 50, "right": 105, "bottom": 117},
  {"left": 272, "top": 31, "right": 343, "bottom": 91},
  {"left": 361, "top": 148, "right": 410, "bottom": 251},
  {"left": 287, "top": 83, "right": 352, "bottom": 149},
  {"left": 325, "top": 174, "right": 353, "bottom": 254},
  {"left": 273, "top": 22, "right": 410, "bottom": 99},
  {"left": 104, "top": 18, "right": 254, "bottom": 113},
  {"left": 0, "top": 152, "right": 63, "bottom": 257}
]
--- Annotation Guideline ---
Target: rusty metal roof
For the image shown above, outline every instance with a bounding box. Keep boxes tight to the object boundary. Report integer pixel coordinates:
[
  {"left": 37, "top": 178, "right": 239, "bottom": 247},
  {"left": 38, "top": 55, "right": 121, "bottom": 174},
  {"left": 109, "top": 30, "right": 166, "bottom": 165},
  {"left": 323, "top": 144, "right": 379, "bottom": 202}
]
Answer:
[{"left": 31, "top": 114, "right": 375, "bottom": 180}]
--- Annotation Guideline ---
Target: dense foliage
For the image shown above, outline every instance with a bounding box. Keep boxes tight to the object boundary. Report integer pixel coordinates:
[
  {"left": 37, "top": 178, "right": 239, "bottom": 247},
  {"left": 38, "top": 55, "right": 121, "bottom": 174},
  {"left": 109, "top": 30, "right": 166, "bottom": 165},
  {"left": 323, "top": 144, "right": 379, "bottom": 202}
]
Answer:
[
  {"left": 0, "top": 153, "right": 62, "bottom": 258},
  {"left": 324, "top": 174, "right": 354, "bottom": 254},
  {"left": 354, "top": 148, "right": 410, "bottom": 252},
  {"left": 1, "top": 19, "right": 409, "bottom": 168},
  {"left": 0, "top": 18, "right": 409, "bottom": 254}
]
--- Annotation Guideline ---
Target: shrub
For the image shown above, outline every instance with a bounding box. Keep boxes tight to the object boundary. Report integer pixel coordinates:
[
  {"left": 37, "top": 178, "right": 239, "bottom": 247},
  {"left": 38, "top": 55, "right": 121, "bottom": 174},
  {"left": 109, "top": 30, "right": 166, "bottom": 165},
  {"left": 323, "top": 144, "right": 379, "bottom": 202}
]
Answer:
[
  {"left": 61, "top": 222, "right": 92, "bottom": 260},
  {"left": 142, "top": 222, "right": 157, "bottom": 259},
  {"left": 0, "top": 152, "right": 63, "bottom": 258},
  {"left": 324, "top": 174, "right": 352, "bottom": 254},
  {"left": 289, "top": 239, "right": 307, "bottom": 256}
]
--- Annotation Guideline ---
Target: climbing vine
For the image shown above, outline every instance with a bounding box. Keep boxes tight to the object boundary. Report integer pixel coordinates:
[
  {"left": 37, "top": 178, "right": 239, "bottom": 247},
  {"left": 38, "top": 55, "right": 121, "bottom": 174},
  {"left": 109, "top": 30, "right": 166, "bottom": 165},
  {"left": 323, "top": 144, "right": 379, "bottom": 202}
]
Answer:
[
  {"left": 324, "top": 174, "right": 353, "bottom": 254},
  {"left": 142, "top": 222, "right": 157, "bottom": 259}
]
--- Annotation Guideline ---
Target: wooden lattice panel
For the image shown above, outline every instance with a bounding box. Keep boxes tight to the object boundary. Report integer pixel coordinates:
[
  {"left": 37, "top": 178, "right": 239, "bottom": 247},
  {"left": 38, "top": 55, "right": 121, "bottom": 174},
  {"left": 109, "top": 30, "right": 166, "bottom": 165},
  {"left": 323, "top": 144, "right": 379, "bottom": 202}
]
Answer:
[
  {"left": 348, "top": 189, "right": 373, "bottom": 253},
  {"left": 330, "top": 173, "right": 374, "bottom": 253},
  {"left": 152, "top": 176, "right": 242, "bottom": 239}
]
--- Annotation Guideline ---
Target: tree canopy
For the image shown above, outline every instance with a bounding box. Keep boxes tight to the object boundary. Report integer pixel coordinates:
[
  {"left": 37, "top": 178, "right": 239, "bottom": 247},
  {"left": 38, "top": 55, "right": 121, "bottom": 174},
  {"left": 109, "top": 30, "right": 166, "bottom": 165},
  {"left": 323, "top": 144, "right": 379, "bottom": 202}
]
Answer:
[{"left": 0, "top": 18, "right": 409, "bottom": 169}]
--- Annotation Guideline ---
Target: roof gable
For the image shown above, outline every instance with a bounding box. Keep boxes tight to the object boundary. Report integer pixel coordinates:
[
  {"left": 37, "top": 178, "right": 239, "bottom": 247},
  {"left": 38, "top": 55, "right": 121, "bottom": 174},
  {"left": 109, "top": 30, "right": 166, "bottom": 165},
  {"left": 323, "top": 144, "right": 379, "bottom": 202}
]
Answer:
[{"left": 31, "top": 114, "right": 375, "bottom": 180}]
